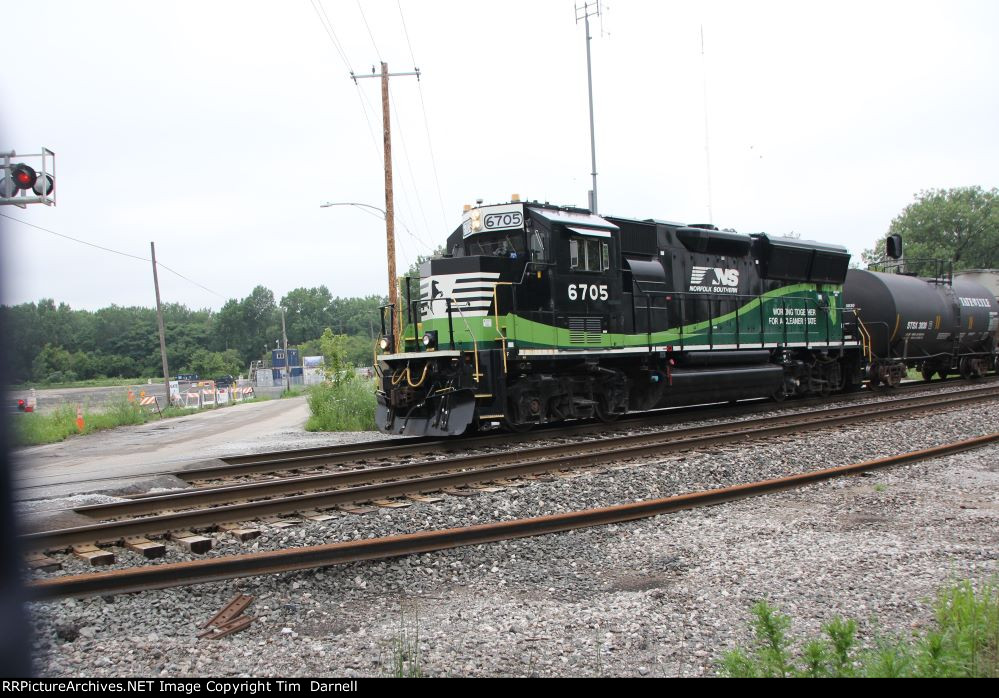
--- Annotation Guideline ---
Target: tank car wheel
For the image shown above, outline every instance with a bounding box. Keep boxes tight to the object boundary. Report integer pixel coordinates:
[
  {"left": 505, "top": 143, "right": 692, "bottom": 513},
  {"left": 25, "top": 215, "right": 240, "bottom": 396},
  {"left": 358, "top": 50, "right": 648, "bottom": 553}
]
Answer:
[
  {"left": 921, "top": 366, "right": 935, "bottom": 382},
  {"left": 771, "top": 387, "right": 787, "bottom": 403}
]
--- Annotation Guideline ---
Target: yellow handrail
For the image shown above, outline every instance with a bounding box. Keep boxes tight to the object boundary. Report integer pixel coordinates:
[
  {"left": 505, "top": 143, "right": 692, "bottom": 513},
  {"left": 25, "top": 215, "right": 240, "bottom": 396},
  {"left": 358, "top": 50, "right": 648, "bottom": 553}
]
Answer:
[{"left": 492, "top": 282, "right": 514, "bottom": 375}]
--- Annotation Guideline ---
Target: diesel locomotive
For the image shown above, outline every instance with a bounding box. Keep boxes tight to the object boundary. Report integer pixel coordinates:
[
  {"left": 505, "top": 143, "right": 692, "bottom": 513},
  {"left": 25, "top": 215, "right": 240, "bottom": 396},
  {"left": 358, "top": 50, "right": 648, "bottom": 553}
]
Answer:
[{"left": 375, "top": 199, "right": 999, "bottom": 436}]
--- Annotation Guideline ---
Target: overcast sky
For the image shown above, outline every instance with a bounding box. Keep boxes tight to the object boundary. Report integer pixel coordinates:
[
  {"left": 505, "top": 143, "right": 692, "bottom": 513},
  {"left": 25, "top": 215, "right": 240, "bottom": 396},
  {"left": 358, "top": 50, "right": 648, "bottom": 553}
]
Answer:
[{"left": 2, "top": 0, "right": 997, "bottom": 311}]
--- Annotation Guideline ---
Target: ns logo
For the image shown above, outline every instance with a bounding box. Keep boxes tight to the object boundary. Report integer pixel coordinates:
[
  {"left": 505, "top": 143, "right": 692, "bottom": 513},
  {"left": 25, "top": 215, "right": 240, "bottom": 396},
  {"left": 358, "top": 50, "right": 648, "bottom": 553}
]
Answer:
[{"left": 689, "top": 266, "right": 740, "bottom": 292}]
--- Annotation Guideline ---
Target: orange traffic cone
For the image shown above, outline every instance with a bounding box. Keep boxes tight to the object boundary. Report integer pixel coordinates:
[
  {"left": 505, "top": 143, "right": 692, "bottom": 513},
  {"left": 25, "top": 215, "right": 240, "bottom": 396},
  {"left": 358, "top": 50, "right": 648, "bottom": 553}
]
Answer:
[{"left": 76, "top": 404, "right": 85, "bottom": 433}]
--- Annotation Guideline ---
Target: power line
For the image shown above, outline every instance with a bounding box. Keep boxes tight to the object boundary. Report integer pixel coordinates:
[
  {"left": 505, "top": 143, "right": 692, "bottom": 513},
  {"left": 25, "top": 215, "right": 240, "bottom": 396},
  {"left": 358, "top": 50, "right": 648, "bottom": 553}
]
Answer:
[
  {"left": 397, "top": 0, "right": 450, "bottom": 231},
  {"left": 1, "top": 212, "right": 147, "bottom": 262},
  {"left": 307, "top": 0, "right": 381, "bottom": 159},
  {"left": 309, "top": 0, "right": 353, "bottom": 74},
  {"left": 390, "top": 82, "right": 436, "bottom": 249},
  {"left": 355, "top": 0, "right": 382, "bottom": 61},
  {"left": 0, "top": 212, "right": 225, "bottom": 298}
]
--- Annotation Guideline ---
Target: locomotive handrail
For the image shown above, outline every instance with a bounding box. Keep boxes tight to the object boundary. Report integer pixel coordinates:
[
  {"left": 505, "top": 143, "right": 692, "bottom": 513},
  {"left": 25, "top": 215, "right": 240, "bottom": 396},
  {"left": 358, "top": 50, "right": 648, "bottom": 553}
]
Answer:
[
  {"left": 491, "top": 282, "right": 514, "bottom": 375},
  {"left": 448, "top": 300, "right": 482, "bottom": 383},
  {"left": 630, "top": 289, "right": 846, "bottom": 350}
]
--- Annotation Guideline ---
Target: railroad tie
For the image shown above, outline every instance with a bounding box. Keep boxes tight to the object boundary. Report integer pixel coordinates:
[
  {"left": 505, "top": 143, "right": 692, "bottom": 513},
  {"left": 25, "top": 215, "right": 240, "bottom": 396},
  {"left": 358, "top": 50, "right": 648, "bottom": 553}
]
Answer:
[
  {"left": 25, "top": 552, "right": 62, "bottom": 572},
  {"left": 125, "top": 537, "right": 166, "bottom": 559},
  {"left": 71, "top": 544, "right": 114, "bottom": 566},
  {"left": 169, "top": 530, "right": 213, "bottom": 554},
  {"left": 219, "top": 522, "right": 261, "bottom": 542}
]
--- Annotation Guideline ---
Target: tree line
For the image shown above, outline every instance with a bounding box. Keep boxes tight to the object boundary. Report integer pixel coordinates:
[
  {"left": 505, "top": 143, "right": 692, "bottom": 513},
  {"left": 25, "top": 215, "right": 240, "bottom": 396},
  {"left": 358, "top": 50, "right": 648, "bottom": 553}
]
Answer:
[{"left": 2, "top": 285, "right": 386, "bottom": 385}]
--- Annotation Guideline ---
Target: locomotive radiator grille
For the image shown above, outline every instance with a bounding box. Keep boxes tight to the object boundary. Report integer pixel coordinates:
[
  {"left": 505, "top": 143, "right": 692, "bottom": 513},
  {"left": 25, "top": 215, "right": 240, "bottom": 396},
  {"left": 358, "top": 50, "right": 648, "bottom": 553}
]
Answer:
[{"left": 569, "top": 316, "right": 603, "bottom": 344}]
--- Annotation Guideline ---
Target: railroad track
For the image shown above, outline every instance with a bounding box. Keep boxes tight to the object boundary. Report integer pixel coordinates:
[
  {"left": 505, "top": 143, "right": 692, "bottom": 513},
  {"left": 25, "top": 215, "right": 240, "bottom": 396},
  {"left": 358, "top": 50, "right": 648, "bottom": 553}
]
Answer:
[
  {"left": 176, "top": 375, "right": 999, "bottom": 484},
  {"left": 17, "top": 375, "right": 995, "bottom": 496},
  {"left": 27, "top": 432, "right": 999, "bottom": 600},
  {"left": 22, "top": 385, "right": 999, "bottom": 555}
]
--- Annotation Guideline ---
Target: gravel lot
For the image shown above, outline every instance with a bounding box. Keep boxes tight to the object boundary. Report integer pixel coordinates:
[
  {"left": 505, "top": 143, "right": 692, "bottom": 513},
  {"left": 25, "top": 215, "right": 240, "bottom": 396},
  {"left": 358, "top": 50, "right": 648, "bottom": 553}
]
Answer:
[{"left": 24, "top": 396, "right": 999, "bottom": 677}]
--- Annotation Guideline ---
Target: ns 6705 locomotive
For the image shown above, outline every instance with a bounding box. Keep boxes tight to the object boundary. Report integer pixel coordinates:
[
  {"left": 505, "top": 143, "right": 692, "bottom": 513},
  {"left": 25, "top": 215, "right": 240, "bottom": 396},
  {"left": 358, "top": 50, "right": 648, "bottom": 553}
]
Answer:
[{"left": 374, "top": 198, "right": 998, "bottom": 436}]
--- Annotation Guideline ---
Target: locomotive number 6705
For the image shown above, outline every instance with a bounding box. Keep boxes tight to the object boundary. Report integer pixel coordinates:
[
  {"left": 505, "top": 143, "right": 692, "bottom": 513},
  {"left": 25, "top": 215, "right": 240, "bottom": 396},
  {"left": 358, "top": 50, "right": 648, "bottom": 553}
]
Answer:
[{"left": 568, "top": 283, "right": 609, "bottom": 301}]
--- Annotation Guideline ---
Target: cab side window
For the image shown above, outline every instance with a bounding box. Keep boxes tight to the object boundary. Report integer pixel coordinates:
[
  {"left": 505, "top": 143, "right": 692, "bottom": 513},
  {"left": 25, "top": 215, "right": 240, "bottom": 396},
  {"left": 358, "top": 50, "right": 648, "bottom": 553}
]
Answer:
[{"left": 569, "top": 238, "right": 609, "bottom": 272}]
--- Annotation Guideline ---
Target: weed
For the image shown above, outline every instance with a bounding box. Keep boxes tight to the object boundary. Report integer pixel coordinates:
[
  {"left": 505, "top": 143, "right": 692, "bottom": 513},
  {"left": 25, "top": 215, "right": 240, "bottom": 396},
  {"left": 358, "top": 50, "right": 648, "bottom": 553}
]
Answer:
[
  {"left": 305, "top": 378, "right": 377, "bottom": 432},
  {"left": 719, "top": 578, "right": 999, "bottom": 678},
  {"left": 387, "top": 606, "right": 423, "bottom": 678}
]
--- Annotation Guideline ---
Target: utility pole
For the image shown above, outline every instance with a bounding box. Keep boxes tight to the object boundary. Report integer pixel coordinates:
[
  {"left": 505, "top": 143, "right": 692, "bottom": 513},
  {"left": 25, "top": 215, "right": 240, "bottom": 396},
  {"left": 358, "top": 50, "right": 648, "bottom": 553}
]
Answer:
[
  {"left": 353, "top": 62, "right": 420, "bottom": 352},
  {"left": 280, "top": 307, "right": 291, "bottom": 393},
  {"left": 576, "top": 1, "right": 601, "bottom": 214},
  {"left": 149, "top": 242, "right": 170, "bottom": 407}
]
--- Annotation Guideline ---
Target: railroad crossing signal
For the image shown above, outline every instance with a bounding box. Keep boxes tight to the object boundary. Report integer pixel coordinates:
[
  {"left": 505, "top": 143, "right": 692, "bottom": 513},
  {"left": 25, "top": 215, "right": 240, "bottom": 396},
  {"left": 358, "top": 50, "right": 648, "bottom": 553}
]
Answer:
[{"left": 1, "top": 148, "right": 56, "bottom": 207}]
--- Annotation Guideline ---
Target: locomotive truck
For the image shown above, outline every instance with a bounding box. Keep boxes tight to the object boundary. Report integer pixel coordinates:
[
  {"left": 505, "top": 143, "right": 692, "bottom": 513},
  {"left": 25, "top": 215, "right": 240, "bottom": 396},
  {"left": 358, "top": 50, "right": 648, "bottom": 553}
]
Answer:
[{"left": 374, "top": 199, "right": 999, "bottom": 436}]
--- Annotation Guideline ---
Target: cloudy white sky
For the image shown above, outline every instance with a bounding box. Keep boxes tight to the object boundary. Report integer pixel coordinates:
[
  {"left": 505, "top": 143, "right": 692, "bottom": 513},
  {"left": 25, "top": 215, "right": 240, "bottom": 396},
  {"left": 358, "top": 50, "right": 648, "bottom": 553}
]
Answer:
[{"left": 2, "top": 0, "right": 997, "bottom": 311}]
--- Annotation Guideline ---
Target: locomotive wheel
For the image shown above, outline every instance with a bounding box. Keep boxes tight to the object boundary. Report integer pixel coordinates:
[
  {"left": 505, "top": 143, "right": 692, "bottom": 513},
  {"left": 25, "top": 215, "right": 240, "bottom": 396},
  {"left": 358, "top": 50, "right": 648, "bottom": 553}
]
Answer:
[
  {"left": 595, "top": 399, "right": 621, "bottom": 423},
  {"left": 503, "top": 418, "right": 534, "bottom": 433}
]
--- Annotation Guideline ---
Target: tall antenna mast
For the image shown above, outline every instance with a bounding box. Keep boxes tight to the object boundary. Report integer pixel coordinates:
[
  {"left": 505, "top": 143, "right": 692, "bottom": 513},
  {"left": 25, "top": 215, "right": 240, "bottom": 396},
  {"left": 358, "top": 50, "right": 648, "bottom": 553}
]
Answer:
[
  {"left": 576, "top": 1, "right": 601, "bottom": 214},
  {"left": 700, "top": 24, "right": 714, "bottom": 224}
]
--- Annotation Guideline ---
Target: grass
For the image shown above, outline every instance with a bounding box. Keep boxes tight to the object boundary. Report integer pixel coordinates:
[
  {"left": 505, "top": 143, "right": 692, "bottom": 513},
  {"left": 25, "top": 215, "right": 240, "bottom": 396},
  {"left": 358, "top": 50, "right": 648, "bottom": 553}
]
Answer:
[
  {"left": 386, "top": 607, "right": 423, "bottom": 678},
  {"left": 10, "top": 376, "right": 157, "bottom": 390},
  {"left": 10, "top": 393, "right": 266, "bottom": 447},
  {"left": 721, "top": 578, "right": 999, "bottom": 677},
  {"left": 11, "top": 399, "right": 152, "bottom": 447},
  {"left": 305, "top": 378, "right": 377, "bottom": 432}
]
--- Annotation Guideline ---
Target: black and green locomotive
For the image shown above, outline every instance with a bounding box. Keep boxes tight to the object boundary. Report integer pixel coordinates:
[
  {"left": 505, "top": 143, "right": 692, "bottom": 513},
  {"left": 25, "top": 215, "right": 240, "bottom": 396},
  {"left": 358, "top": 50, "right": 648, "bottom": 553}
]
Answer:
[{"left": 375, "top": 199, "right": 999, "bottom": 436}]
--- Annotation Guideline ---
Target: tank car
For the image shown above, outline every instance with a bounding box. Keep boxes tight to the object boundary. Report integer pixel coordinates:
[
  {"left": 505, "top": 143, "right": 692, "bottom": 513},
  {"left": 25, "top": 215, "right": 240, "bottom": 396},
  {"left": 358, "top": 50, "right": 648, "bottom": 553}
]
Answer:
[{"left": 844, "top": 268, "right": 999, "bottom": 384}]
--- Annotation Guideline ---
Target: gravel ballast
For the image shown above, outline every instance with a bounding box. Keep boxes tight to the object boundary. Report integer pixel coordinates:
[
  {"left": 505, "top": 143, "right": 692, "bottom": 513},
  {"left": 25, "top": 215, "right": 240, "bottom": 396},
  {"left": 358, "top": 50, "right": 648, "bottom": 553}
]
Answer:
[{"left": 24, "top": 397, "right": 999, "bottom": 677}]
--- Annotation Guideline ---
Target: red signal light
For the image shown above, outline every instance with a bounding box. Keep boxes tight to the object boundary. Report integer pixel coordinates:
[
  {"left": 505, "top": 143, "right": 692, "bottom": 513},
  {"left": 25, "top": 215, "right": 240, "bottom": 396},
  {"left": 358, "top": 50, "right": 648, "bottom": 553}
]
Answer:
[
  {"left": 17, "top": 399, "right": 26, "bottom": 412},
  {"left": 10, "top": 163, "right": 37, "bottom": 190}
]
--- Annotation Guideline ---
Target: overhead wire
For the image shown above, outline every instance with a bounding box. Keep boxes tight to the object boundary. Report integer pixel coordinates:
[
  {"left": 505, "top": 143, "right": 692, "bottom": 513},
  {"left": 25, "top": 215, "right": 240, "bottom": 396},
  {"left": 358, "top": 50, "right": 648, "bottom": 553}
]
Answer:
[
  {"left": 0, "top": 212, "right": 225, "bottom": 298},
  {"left": 389, "top": 82, "right": 436, "bottom": 250},
  {"left": 309, "top": 0, "right": 381, "bottom": 158},
  {"left": 355, "top": 0, "right": 382, "bottom": 61},
  {"left": 396, "top": 0, "right": 450, "bottom": 231}
]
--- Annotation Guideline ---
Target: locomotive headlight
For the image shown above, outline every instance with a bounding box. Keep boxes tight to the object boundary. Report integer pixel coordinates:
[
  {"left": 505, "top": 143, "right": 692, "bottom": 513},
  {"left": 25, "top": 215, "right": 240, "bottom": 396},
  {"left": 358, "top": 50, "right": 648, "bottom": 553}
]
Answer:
[
  {"left": 470, "top": 210, "right": 481, "bottom": 232},
  {"left": 379, "top": 337, "right": 390, "bottom": 351},
  {"left": 422, "top": 330, "right": 438, "bottom": 350}
]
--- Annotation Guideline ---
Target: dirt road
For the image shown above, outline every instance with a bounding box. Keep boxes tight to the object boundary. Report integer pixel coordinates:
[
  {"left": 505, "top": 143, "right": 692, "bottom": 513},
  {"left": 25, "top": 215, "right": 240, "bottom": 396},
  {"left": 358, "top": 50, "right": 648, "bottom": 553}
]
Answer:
[{"left": 10, "top": 396, "right": 378, "bottom": 501}]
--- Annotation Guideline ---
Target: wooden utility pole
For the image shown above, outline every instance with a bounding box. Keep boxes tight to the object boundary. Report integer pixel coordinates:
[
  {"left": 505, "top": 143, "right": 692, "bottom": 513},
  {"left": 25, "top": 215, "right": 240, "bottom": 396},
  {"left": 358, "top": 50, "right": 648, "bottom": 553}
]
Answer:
[
  {"left": 150, "top": 241, "right": 170, "bottom": 407},
  {"left": 353, "top": 62, "right": 420, "bottom": 352},
  {"left": 280, "top": 307, "right": 291, "bottom": 393}
]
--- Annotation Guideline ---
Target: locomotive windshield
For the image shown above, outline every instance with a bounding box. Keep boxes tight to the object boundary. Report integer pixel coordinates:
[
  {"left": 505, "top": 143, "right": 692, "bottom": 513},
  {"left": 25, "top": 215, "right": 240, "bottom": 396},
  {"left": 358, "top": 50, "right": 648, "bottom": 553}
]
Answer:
[{"left": 463, "top": 231, "right": 526, "bottom": 258}]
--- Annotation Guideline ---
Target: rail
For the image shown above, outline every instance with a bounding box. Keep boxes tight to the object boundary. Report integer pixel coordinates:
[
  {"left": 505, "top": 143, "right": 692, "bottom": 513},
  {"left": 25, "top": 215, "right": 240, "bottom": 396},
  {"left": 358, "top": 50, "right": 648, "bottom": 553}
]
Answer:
[{"left": 27, "top": 432, "right": 998, "bottom": 599}]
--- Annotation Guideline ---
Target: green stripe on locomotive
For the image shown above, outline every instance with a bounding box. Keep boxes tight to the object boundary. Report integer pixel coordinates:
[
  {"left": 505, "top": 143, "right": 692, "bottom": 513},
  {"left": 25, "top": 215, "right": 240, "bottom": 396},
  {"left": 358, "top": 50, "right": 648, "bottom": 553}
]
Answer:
[{"left": 405, "top": 284, "right": 844, "bottom": 352}]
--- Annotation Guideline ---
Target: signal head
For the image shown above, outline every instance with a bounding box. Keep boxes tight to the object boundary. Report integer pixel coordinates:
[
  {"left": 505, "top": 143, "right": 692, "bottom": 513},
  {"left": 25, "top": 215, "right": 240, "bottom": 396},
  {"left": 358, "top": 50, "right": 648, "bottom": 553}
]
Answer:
[{"left": 10, "top": 163, "right": 37, "bottom": 190}]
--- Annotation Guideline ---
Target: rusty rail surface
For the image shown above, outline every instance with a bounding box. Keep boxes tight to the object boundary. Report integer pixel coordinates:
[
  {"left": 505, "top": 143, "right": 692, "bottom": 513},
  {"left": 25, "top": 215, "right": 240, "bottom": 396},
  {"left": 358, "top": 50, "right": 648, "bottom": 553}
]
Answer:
[
  {"left": 27, "top": 432, "right": 998, "bottom": 600},
  {"left": 21, "top": 387, "right": 999, "bottom": 552}
]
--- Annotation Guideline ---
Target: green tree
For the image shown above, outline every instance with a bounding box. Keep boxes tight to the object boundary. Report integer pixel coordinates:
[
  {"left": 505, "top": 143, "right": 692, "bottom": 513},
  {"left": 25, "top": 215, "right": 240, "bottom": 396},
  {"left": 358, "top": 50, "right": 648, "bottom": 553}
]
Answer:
[
  {"left": 280, "top": 286, "right": 334, "bottom": 344},
  {"left": 863, "top": 187, "right": 999, "bottom": 269}
]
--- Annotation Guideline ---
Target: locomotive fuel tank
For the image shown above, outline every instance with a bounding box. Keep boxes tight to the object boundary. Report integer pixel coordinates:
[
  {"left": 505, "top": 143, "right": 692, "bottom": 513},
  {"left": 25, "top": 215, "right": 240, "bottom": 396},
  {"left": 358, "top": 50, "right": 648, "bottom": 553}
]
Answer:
[{"left": 843, "top": 269, "right": 999, "bottom": 359}]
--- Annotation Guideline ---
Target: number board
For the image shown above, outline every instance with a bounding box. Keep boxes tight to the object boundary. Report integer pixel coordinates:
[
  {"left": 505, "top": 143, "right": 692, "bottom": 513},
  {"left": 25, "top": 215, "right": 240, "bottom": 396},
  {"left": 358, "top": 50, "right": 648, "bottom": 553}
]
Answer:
[{"left": 463, "top": 203, "right": 525, "bottom": 238}]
